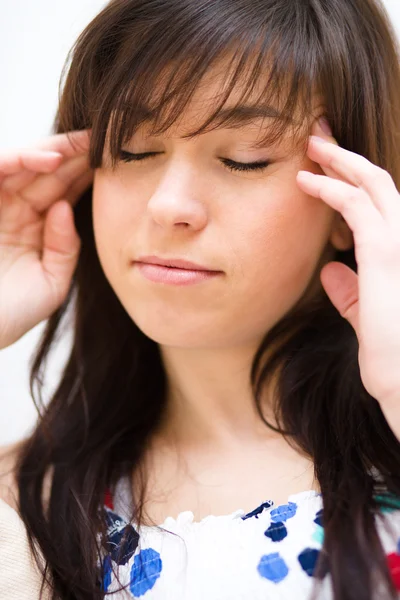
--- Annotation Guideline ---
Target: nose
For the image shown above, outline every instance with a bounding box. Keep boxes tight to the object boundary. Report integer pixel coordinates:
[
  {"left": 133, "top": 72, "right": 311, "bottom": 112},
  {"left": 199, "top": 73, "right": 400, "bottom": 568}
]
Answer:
[{"left": 147, "top": 159, "right": 208, "bottom": 230}]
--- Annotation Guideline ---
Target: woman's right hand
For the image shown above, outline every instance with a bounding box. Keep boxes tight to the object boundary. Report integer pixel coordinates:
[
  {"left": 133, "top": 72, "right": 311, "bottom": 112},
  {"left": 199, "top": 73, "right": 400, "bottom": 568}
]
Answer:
[{"left": 0, "top": 129, "right": 94, "bottom": 350}]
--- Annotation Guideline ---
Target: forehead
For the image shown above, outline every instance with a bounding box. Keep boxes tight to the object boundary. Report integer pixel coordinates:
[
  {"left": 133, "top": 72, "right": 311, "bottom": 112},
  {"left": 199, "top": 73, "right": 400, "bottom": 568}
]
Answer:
[
  {"left": 104, "top": 52, "right": 325, "bottom": 161},
  {"left": 158, "top": 63, "right": 319, "bottom": 135},
  {"left": 137, "top": 58, "right": 306, "bottom": 136}
]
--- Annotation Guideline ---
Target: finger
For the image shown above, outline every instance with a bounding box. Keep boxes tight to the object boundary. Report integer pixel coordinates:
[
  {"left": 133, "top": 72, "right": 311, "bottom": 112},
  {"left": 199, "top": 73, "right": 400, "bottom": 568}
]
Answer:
[
  {"left": 296, "top": 172, "right": 385, "bottom": 244},
  {"left": 0, "top": 130, "right": 91, "bottom": 189},
  {"left": 0, "top": 130, "right": 91, "bottom": 186},
  {"left": 307, "top": 137, "right": 400, "bottom": 221},
  {"left": 41, "top": 201, "right": 81, "bottom": 302},
  {"left": 2, "top": 155, "right": 92, "bottom": 201},
  {"left": 0, "top": 151, "right": 63, "bottom": 185},
  {"left": 307, "top": 116, "right": 352, "bottom": 186},
  {"left": 320, "top": 261, "right": 360, "bottom": 337},
  {"left": 1, "top": 170, "right": 38, "bottom": 193},
  {"left": 28, "top": 129, "right": 92, "bottom": 158},
  {"left": 64, "top": 168, "right": 95, "bottom": 206},
  {"left": 308, "top": 120, "right": 347, "bottom": 183},
  {"left": 17, "top": 154, "right": 92, "bottom": 212}
]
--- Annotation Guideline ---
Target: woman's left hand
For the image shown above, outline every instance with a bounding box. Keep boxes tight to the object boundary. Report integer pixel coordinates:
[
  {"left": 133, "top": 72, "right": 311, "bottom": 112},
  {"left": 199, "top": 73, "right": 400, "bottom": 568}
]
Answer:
[{"left": 296, "top": 118, "right": 400, "bottom": 438}]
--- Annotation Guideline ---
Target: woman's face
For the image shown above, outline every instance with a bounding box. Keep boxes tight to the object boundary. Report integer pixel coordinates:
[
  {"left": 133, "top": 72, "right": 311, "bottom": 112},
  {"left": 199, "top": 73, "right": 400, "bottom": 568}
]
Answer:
[{"left": 92, "top": 68, "right": 352, "bottom": 349}]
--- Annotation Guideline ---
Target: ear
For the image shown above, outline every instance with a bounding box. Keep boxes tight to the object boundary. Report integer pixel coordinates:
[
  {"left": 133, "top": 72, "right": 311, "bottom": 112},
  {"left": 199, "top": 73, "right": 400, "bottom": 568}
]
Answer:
[{"left": 329, "top": 212, "right": 354, "bottom": 251}]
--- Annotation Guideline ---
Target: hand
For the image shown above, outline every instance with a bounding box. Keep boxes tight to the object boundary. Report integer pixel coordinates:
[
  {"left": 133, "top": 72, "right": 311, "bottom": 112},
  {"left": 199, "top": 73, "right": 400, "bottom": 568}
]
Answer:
[
  {"left": 0, "top": 129, "right": 94, "bottom": 349},
  {"left": 296, "top": 118, "right": 400, "bottom": 436}
]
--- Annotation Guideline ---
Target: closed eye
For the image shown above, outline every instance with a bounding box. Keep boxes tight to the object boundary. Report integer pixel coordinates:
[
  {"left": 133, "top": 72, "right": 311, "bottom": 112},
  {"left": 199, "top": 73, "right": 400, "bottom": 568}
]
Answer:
[{"left": 118, "top": 150, "right": 271, "bottom": 173}]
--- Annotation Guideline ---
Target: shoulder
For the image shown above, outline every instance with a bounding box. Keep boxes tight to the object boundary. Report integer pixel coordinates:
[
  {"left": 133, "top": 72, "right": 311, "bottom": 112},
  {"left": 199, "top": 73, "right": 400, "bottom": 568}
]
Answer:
[
  {"left": 0, "top": 442, "right": 52, "bottom": 599},
  {"left": 0, "top": 440, "right": 25, "bottom": 512},
  {"left": 0, "top": 439, "right": 53, "bottom": 514}
]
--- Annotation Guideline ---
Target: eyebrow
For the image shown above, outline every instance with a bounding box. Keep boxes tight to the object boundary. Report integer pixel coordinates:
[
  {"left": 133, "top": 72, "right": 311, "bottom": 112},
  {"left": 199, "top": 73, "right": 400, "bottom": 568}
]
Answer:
[
  {"left": 216, "top": 104, "right": 292, "bottom": 126},
  {"left": 133, "top": 103, "right": 292, "bottom": 129}
]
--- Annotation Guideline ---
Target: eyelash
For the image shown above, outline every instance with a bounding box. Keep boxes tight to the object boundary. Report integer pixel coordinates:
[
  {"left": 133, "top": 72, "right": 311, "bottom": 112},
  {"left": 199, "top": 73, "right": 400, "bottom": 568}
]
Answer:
[{"left": 118, "top": 150, "right": 271, "bottom": 173}]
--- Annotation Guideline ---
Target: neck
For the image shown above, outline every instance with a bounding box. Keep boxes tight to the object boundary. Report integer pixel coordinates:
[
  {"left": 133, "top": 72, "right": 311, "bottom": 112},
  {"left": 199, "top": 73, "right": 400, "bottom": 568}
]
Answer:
[{"left": 156, "top": 342, "right": 281, "bottom": 451}]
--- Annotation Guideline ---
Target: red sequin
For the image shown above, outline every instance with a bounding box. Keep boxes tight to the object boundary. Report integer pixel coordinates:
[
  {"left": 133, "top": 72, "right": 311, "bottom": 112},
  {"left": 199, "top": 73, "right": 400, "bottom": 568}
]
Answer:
[
  {"left": 104, "top": 487, "right": 114, "bottom": 510},
  {"left": 387, "top": 552, "right": 400, "bottom": 590}
]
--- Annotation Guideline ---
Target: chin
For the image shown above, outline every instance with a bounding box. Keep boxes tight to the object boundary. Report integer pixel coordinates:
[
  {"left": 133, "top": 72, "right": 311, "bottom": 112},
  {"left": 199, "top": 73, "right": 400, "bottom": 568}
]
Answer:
[{"left": 129, "top": 316, "right": 232, "bottom": 349}]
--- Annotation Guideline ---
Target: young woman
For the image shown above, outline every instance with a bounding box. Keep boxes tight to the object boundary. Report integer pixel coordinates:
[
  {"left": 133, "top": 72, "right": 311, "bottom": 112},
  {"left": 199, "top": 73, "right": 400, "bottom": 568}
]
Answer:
[{"left": 1, "top": 0, "right": 400, "bottom": 598}]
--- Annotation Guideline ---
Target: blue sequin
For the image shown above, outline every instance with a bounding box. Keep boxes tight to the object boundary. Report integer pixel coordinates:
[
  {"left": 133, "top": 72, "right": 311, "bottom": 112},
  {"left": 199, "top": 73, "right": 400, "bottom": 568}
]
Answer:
[
  {"left": 270, "top": 501, "right": 298, "bottom": 523},
  {"left": 242, "top": 500, "right": 274, "bottom": 520},
  {"left": 298, "top": 547, "right": 320, "bottom": 577},
  {"left": 314, "top": 509, "right": 323, "bottom": 527},
  {"left": 312, "top": 525, "right": 324, "bottom": 545},
  {"left": 130, "top": 548, "right": 163, "bottom": 596},
  {"left": 101, "top": 554, "right": 112, "bottom": 592},
  {"left": 104, "top": 508, "right": 140, "bottom": 565},
  {"left": 264, "top": 521, "right": 288, "bottom": 542},
  {"left": 257, "top": 552, "right": 289, "bottom": 583}
]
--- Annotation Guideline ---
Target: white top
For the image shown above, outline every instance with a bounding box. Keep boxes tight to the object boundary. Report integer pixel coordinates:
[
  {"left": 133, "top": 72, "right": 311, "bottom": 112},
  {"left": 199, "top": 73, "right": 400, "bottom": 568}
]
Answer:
[
  {"left": 98, "top": 476, "right": 400, "bottom": 599},
  {"left": 1, "top": 475, "right": 400, "bottom": 598},
  {"left": 0, "top": 499, "right": 50, "bottom": 599}
]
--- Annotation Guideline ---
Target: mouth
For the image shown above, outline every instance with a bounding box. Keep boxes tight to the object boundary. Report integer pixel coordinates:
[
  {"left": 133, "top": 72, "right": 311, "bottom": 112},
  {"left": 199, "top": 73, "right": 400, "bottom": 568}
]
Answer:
[
  {"left": 133, "top": 259, "right": 223, "bottom": 285},
  {"left": 135, "top": 255, "right": 221, "bottom": 272}
]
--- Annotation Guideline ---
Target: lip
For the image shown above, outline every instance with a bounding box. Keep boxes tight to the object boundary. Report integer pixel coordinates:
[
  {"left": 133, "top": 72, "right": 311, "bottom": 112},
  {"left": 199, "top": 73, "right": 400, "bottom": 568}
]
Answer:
[
  {"left": 134, "top": 263, "right": 221, "bottom": 285},
  {"left": 135, "top": 255, "right": 220, "bottom": 272}
]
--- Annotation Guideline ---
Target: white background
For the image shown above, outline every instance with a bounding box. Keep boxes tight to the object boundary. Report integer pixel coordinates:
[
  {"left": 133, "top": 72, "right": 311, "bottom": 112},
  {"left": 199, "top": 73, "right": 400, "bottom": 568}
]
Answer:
[{"left": 0, "top": 0, "right": 399, "bottom": 445}]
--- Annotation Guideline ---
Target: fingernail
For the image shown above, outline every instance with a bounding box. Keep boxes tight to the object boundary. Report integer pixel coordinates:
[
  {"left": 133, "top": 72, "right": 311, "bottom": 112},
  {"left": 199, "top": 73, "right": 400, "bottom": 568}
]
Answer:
[
  {"left": 318, "top": 117, "right": 332, "bottom": 136},
  {"left": 310, "top": 135, "right": 328, "bottom": 144},
  {"left": 46, "top": 152, "right": 63, "bottom": 158}
]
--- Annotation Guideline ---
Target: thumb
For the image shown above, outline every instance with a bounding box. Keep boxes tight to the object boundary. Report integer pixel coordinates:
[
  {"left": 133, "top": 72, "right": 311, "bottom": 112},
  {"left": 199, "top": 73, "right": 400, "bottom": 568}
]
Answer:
[
  {"left": 41, "top": 200, "right": 81, "bottom": 300},
  {"left": 320, "top": 261, "right": 360, "bottom": 337}
]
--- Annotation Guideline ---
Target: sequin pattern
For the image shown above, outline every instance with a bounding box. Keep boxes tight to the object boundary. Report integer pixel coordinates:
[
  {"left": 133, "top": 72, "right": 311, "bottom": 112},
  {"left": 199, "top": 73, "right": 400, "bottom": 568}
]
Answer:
[{"left": 98, "top": 485, "right": 400, "bottom": 599}]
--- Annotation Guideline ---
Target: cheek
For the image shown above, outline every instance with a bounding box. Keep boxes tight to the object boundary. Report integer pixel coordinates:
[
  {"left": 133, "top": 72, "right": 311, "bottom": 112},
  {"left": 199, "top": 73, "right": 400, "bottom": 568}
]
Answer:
[
  {"left": 92, "top": 174, "right": 137, "bottom": 277},
  {"left": 233, "top": 184, "right": 334, "bottom": 315}
]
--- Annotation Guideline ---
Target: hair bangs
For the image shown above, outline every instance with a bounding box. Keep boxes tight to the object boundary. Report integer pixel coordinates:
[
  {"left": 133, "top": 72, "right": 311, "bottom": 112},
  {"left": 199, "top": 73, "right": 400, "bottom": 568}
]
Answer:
[{"left": 82, "top": 9, "right": 322, "bottom": 171}]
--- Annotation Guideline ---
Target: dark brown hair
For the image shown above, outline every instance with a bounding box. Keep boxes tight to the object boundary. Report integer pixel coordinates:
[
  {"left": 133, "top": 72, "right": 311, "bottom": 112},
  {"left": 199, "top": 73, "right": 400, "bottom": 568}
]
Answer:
[{"left": 7, "top": 0, "right": 400, "bottom": 597}]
